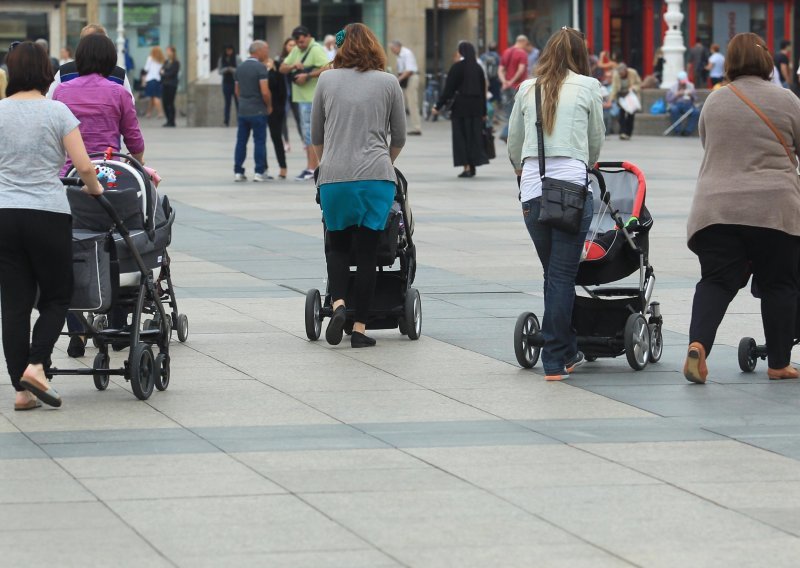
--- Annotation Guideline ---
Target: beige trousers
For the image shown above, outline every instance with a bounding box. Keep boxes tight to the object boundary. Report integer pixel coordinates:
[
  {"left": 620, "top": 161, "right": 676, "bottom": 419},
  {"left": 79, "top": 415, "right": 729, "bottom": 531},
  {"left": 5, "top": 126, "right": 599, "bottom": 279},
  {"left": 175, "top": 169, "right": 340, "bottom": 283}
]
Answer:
[{"left": 403, "top": 73, "right": 421, "bottom": 133}]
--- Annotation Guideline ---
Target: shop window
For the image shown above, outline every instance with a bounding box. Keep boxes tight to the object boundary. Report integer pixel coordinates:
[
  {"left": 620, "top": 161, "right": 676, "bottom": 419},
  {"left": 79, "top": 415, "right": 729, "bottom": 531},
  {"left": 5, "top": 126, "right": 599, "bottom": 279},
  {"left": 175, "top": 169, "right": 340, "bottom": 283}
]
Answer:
[
  {"left": 301, "top": 0, "right": 385, "bottom": 46},
  {"left": 507, "top": 0, "right": 572, "bottom": 50},
  {"left": 66, "top": 4, "right": 87, "bottom": 53}
]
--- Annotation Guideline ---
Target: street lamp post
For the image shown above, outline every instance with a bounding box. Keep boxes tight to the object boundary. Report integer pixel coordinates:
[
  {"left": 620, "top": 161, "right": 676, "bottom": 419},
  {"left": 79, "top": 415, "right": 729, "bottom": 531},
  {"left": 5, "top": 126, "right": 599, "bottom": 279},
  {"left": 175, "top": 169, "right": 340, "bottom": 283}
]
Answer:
[
  {"left": 115, "top": 0, "right": 125, "bottom": 68},
  {"left": 660, "top": 0, "right": 686, "bottom": 88},
  {"left": 239, "top": 0, "right": 254, "bottom": 60}
]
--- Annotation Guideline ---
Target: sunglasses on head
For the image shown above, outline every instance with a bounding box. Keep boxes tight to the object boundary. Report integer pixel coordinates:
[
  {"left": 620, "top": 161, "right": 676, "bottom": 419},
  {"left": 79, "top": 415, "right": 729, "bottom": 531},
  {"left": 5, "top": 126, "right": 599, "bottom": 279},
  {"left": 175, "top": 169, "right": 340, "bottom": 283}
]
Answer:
[
  {"left": 8, "top": 41, "right": 21, "bottom": 52},
  {"left": 561, "top": 26, "right": 586, "bottom": 39}
]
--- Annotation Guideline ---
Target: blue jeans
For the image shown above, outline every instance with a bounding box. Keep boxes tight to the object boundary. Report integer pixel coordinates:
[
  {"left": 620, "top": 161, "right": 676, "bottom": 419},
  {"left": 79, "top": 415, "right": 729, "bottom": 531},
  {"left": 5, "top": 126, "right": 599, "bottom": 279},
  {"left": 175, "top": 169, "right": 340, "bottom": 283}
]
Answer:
[
  {"left": 523, "top": 194, "right": 594, "bottom": 374},
  {"left": 234, "top": 114, "right": 268, "bottom": 175},
  {"left": 669, "top": 100, "right": 699, "bottom": 135}
]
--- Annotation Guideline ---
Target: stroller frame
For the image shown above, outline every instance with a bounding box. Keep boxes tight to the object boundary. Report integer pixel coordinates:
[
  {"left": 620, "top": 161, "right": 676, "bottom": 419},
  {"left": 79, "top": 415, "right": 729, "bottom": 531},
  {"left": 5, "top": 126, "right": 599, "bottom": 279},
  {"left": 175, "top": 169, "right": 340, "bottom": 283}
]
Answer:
[
  {"left": 514, "top": 163, "right": 663, "bottom": 372},
  {"left": 304, "top": 169, "right": 422, "bottom": 341},
  {"left": 48, "top": 152, "right": 185, "bottom": 400}
]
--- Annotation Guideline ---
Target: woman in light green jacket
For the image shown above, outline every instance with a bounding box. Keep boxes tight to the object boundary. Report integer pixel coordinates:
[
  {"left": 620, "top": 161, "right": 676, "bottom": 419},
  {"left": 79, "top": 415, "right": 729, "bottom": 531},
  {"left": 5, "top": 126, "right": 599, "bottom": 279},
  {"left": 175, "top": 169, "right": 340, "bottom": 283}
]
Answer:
[{"left": 507, "top": 27, "right": 605, "bottom": 381}]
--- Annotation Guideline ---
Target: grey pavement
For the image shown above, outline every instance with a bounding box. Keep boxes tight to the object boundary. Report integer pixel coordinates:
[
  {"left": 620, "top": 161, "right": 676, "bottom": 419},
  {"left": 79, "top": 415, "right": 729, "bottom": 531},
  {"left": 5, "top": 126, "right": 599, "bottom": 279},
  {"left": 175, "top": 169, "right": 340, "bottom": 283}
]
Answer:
[{"left": 2, "top": 119, "right": 800, "bottom": 567}]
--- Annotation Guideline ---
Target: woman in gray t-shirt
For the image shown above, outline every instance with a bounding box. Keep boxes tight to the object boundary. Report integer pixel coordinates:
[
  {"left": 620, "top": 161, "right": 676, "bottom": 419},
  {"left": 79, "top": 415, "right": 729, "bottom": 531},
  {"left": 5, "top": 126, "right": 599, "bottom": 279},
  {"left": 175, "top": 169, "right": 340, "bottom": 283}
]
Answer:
[
  {"left": 0, "top": 42, "right": 103, "bottom": 410},
  {"left": 311, "top": 23, "right": 406, "bottom": 348}
]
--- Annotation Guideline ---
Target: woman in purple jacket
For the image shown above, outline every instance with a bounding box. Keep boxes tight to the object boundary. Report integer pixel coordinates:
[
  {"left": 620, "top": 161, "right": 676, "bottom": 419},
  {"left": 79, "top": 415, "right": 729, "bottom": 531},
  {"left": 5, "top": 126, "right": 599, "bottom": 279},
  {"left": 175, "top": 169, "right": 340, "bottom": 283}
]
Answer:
[
  {"left": 53, "top": 32, "right": 145, "bottom": 356},
  {"left": 53, "top": 33, "right": 145, "bottom": 175}
]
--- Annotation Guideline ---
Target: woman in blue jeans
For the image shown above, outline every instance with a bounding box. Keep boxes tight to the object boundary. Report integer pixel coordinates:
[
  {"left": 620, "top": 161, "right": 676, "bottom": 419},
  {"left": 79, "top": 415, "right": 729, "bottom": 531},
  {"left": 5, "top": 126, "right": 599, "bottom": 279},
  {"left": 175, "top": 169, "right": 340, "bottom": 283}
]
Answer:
[{"left": 507, "top": 27, "right": 605, "bottom": 380}]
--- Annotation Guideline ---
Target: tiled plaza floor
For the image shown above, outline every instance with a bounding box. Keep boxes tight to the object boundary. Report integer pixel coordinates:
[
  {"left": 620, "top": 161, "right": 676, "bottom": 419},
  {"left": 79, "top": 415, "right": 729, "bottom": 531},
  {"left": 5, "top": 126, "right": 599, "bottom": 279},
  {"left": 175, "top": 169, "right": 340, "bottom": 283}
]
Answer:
[{"left": 2, "top": 119, "right": 800, "bottom": 567}]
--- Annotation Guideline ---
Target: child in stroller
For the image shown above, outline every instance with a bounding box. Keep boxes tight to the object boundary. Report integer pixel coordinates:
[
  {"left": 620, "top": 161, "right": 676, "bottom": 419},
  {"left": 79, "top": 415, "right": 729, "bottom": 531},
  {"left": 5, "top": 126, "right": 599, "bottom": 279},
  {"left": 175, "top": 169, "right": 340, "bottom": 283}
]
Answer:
[
  {"left": 50, "top": 151, "right": 188, "bottom": 400},
  {"left": 304, "top": 169, "right": 421, "bottom": 342},
  {"left": 514, "top": 161, "right": 663, "bottom": 371}
]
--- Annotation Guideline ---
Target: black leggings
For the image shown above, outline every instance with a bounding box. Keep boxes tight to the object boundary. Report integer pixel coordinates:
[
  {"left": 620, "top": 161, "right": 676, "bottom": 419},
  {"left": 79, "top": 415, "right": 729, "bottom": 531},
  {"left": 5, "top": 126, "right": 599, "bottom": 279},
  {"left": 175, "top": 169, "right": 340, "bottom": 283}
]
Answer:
[
  {"left": 689, "top": 224, "right": 800, "bottom": 368},
  {"left": 326, "top": 227, "right": 381, "bottom": 323},
  {"left": 162, "top": 84, "right": 177, "bottom": 126},
  {"left": 0, "top": 209, "right": 72, "bottom": 391},
  {"left": 268, "top": 109, "right": 287, "bottom": 170},
  {"left": 618, "top": 109, "right": 635, "bottom": 136}
]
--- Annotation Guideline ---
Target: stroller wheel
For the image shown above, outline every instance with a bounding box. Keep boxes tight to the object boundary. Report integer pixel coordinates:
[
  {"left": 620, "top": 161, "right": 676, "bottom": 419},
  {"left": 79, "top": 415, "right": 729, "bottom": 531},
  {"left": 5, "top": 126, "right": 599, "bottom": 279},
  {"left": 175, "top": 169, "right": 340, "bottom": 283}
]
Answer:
[
  {"left": 514, "top": 312, "right": 541, "bottom": 369},
  {"left": 129, "top": 344, "right": 155, "bottom": 400},
  {"left": 176, "top": 314, "right": 189, "bottom": 343},
  {"left": 404, "top": 288, "right": 422, "bottom": 340},
  {"left": 304, "top": 289, "right": 322, "bottom": 341},
  {"left": 92, "top": 352, "right": 110, "bottom": 391},
  {"left": 154, "top": 353, "right": 170, "bottom": 391},
  {"left": 624, "top": 314, "right": 650, "bottom": 371},
  {"left": 648, "top": 324, "right": 664, "bottom": 363},
  {"left": 91, "top": 314, "right": 108, "bottom": 349},
  {"left": 738, "top": 337, "right": 758, "bottom": 373}
]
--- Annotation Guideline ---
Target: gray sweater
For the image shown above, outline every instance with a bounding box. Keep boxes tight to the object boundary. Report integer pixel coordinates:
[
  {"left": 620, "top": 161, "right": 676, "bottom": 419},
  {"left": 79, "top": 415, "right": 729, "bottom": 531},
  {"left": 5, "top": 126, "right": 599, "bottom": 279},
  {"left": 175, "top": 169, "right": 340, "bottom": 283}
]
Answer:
[
  {"left": 311, "top": 68, "right": 406, "bottom": 185},
  {"left": 687, "top": 76, "right": 800, "bottom": 243}
]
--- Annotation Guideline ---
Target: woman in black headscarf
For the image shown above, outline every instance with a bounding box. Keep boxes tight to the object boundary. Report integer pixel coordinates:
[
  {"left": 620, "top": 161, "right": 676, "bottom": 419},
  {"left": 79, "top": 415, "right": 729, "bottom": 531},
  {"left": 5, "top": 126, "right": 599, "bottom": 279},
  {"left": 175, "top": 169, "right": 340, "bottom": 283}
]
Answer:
[{"left": 432, "top": 41, "right": 488, "bottom": 177}]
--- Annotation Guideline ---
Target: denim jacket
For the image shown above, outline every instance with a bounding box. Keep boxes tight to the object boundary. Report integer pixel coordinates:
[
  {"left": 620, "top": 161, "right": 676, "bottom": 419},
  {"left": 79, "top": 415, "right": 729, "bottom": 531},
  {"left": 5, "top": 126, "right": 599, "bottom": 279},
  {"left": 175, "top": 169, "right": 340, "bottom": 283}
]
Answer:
[{"left": 507, "top": 71, "right": 605, "bottom": 172}]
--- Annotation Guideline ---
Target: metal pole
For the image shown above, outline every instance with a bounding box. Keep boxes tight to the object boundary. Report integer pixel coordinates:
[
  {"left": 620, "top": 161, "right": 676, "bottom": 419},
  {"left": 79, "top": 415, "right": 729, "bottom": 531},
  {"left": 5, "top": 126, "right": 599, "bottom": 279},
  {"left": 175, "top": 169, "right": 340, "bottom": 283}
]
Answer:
[
  {"left": 196, "top": 0, "right": 210, "bottom": 80},
  {"left": 116, "top": 0, "right": 125, "bottom": 68},
  {"left": 478, "top": 0, "right": 486, "bottom": 52},
  {"left": 239, "top": 0, "right": 254, "bottom": 60},
  {"left": 573, "top": 0, "right": 580, "bottom": 30}
]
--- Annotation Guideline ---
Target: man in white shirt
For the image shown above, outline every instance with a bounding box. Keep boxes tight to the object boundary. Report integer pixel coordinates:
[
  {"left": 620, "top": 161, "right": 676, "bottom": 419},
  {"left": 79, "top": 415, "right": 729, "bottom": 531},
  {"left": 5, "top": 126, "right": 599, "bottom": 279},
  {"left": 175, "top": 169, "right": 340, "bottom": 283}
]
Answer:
[
  {"left": 323, "top": 35, "right": 336, "bottom": 62},
  {"left": 390, "top": 40, "right": 421, "bottom": 135}
]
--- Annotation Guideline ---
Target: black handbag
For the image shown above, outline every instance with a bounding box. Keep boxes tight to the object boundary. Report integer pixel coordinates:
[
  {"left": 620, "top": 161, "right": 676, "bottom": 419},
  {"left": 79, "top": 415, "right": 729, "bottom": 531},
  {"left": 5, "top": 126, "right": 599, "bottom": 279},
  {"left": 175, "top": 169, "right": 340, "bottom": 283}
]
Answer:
[
  {"left": 483, "top": 122, "right": 496, "bottom": 160},
  {"left": 534, "top": 84, "right": 587, "bottom": 234}
]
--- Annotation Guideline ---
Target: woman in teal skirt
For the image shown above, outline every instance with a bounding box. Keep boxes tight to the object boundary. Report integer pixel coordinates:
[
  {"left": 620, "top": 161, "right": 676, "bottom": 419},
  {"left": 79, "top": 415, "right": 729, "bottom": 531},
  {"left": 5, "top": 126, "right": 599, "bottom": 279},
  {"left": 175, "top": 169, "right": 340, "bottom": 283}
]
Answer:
[{"left": 311, "top": 23, "right": 406, "bottom": 347}]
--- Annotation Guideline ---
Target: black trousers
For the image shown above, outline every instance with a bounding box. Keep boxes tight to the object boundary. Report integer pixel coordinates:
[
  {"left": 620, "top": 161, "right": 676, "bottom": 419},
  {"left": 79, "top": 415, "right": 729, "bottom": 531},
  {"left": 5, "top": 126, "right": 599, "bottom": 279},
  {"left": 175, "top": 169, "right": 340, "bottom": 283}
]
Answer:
[
  {"left": 326, "top": 227, "right": 381, "bottom": 323},
  {"left": 0, "top": 209, "right": 72, "bottom": 391},
  {"left": 689, "top": 224, "right": 800, "bottom": 368},
  {"left": 222, "top": 82, "right": 237, "bottom": 126},
  {"left": 618, "top": 109, "right": 635, "bottom": 136},
  {"left": 162, "top": 84, "right": 177, "bottom": 126},
  {"left": 268, "top": 109, "right": 287, "bottom": 170}
]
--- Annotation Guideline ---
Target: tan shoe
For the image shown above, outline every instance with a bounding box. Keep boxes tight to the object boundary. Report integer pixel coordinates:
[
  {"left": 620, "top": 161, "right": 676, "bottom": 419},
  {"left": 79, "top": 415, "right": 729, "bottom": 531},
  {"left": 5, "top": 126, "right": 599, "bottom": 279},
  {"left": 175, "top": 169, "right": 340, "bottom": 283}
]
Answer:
[
  {"left": 683, "top": 342, "right": 708, "bottom": 384},
  {"left": 767, "top": 366, "right": 799, "bottom": 380}
]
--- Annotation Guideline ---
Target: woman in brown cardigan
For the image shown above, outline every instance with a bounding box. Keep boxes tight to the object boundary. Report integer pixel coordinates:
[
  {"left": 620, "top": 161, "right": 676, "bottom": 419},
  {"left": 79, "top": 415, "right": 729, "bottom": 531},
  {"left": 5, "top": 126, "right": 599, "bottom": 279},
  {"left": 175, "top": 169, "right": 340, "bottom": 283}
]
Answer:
[{"left": 684, "top": 33, "right": 800, "bottom": 384}]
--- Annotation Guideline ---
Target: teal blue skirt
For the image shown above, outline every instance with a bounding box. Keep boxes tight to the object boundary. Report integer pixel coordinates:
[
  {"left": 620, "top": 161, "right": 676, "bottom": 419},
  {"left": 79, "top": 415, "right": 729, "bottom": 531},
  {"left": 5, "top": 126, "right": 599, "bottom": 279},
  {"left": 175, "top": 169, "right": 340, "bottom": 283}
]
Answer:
[{"left": 319, "top": 180, "right": 396, "bottom": 231}]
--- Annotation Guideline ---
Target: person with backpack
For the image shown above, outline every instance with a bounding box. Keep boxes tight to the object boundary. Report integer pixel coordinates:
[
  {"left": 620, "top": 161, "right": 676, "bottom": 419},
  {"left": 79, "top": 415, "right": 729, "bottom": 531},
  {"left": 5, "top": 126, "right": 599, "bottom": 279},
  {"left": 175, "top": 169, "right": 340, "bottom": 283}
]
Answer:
[{"left": 480, "top": 43, "right": 501, "bottom": 112}]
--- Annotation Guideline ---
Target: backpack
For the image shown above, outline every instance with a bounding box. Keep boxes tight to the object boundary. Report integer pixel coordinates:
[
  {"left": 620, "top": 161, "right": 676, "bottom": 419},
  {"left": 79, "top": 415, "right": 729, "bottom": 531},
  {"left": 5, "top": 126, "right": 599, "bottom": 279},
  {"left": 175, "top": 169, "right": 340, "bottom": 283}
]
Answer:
[{"left": 481, "top": 52, "right": 500, "bottom": 80}]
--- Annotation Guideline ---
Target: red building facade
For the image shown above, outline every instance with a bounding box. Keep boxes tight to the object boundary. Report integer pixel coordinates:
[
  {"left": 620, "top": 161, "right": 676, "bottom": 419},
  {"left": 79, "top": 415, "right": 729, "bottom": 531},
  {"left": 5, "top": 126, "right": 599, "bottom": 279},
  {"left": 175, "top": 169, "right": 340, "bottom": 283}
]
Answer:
[{"left": 498, "top": 0, "right": 795, "bottom": 78}]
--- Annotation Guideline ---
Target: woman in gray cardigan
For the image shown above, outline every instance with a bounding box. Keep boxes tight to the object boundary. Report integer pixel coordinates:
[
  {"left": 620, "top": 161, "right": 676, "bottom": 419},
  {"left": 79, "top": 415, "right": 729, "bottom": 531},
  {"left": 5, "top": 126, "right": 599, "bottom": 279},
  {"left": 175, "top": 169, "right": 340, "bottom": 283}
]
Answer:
[
  {"left": 684, "top": 33, "right": 800, "bottom": 384},
  {"left": 311, "top": 23, "right": 406, "bottom": 348}
]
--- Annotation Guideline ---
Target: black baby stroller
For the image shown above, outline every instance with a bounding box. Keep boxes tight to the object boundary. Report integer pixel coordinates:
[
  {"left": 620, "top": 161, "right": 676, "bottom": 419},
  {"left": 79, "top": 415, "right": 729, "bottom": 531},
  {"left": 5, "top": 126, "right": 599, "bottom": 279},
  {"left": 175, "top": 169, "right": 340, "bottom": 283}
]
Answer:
[
  {"left": 304, "top": 169, "right": 421, "bottom": 341},
  {"left": 49, "top": 151, "right": 188, "bottom": 400},
  {"left": 513, "top": 161, "right": 663, "bottom": 371}
]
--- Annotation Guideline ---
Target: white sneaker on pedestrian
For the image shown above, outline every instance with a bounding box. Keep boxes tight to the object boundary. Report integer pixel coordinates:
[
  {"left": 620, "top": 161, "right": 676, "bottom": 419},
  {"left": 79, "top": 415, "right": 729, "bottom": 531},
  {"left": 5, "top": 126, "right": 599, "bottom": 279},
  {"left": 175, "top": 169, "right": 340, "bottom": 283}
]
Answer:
[
  {"left": 234, "top": 173, "right": 247, "bottom": 182},
  {"left": 253, "top": 173, "right": 265, "bottom": 182}
]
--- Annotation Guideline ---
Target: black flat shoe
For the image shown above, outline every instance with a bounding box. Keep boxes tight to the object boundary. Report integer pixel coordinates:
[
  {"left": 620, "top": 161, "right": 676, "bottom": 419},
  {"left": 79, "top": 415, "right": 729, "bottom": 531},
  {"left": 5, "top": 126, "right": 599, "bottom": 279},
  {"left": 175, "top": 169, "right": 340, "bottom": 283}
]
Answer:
[
  {"left": 67, "top": 335, "right": 86, "bottom": 358},
  {"left": 351, "top": 331, "right": 376, "bottom": 348},
  {"left": 457, "top": 171, "right": 471, "bottom": 178},
  {"left": 326, "top": 305, "right": 346, "bottom": 345}
]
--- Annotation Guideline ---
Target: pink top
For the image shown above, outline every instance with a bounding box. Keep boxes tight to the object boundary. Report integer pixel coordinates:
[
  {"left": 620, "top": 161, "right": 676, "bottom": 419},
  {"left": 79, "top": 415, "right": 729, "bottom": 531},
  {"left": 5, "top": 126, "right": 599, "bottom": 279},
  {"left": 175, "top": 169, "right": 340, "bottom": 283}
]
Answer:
[{"left": 53, "top": 73, "right": 144, "bottom": 175}]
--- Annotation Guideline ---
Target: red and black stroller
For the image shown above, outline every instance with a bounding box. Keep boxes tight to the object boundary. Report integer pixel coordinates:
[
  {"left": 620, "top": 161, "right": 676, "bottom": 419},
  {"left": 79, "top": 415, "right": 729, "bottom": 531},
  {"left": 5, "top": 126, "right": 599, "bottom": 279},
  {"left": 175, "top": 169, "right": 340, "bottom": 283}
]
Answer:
[{"left": 514, "top": 161, "right": 663, "bottom": 371}]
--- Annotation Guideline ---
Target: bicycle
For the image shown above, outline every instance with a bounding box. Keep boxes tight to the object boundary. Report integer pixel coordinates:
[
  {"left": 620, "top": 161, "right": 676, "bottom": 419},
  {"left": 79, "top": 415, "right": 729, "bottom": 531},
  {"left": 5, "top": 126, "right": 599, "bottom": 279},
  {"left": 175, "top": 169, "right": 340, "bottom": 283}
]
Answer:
[{"left": 422, "top": 72, "right": 449, "bottom": 122}]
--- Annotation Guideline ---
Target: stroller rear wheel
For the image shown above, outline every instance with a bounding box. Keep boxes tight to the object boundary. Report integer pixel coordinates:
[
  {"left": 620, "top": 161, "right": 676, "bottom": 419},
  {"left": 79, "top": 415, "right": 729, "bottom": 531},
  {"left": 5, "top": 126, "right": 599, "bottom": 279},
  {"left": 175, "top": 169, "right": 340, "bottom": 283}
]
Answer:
[
  {"left": 92, "top": 352, "right": 110, "bottom": 391},
  {"left": 304, "top": 289, "right": 322, "bottom": 341},
  {"left": 624, "top": 313, "right": 650, "bottom": 371},
  {"left": 129, "top": 344, "right": 155, "bottom": 400},
  {"left": 738, "top": 337, "right": 757, "bottom": 373},
  {"left": 514, "top": 312, "right": 541, "bottom": 369}
]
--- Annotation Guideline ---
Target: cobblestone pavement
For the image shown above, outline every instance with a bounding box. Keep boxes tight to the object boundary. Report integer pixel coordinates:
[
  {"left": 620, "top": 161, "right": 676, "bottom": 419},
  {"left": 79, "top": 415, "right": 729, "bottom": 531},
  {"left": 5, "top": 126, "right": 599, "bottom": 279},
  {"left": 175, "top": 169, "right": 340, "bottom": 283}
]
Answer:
[{"left": 2, "top": 120, "right": 800, "bottom": 567}]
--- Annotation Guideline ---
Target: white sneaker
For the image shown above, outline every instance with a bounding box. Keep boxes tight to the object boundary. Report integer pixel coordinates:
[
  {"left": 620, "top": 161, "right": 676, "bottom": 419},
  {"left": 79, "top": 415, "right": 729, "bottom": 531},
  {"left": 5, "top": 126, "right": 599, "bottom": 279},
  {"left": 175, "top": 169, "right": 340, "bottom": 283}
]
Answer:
[
  {"left": 234, "top": 173, "right": 247, "bottom": 182},
  {"left": 253, "top": 173, "right": 265, "bottom": 182}
]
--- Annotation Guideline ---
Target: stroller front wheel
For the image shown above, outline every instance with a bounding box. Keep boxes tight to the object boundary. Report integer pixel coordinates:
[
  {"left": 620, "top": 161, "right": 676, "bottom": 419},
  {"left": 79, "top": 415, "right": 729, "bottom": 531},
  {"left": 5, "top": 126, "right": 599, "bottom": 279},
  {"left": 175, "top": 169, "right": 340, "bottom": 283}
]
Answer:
[
  {"left": 129, "top": 344, "right": 156, "bottom": 400},
  {"left": 304, "top": 289, "right": 322, "bottom": 341},
  {"left": 624, "top": 314, "right": 650, "bottom": 371},
  {"left": 648, "top": 324, "right": 664, "bottom": 363},
  {"left": 738, "top": 337, "right": 757, "bottom": 373}
]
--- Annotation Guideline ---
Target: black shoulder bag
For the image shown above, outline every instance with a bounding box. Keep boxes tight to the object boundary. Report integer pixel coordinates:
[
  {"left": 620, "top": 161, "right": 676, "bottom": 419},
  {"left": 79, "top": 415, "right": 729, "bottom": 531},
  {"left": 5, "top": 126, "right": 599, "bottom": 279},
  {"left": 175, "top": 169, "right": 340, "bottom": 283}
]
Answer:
[{"left": 534, "top": 84, "right": 588, "bottom": 234}]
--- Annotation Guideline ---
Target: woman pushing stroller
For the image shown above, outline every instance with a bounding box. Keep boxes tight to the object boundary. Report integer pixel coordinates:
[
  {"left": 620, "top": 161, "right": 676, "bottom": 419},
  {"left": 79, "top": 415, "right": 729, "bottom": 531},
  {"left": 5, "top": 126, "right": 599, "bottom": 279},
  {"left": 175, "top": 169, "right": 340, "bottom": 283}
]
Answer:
[
  {"left": 0, "top": 41, "right": 103, "bottom": 410},
  {"left": 507, "top": 27, "right": 605, "bottom": 380}
]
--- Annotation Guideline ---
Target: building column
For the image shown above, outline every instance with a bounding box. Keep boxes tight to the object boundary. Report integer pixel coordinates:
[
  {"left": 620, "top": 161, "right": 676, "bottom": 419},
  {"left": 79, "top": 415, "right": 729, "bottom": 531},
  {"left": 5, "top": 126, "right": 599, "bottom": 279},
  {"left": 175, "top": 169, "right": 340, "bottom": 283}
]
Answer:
[
  {"left": 660, "top": 0, "right": 686, "bottom": 88},
  {"left": 239, "top": 0, "right": 254, "bottom": 59},
  {"left": 196, "top": 0, "right": 210, "bottom": 80}
]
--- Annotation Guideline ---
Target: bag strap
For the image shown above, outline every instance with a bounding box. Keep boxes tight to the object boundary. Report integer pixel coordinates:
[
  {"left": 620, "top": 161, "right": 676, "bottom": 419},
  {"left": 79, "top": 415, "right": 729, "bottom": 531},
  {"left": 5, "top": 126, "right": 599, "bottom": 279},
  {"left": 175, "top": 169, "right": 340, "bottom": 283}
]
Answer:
[
  {"left": 727, "top": 83, "right": 798, "bottom": 169},
  {"left": 534, "top": 83, "right": 546, "bottom": 179}
]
